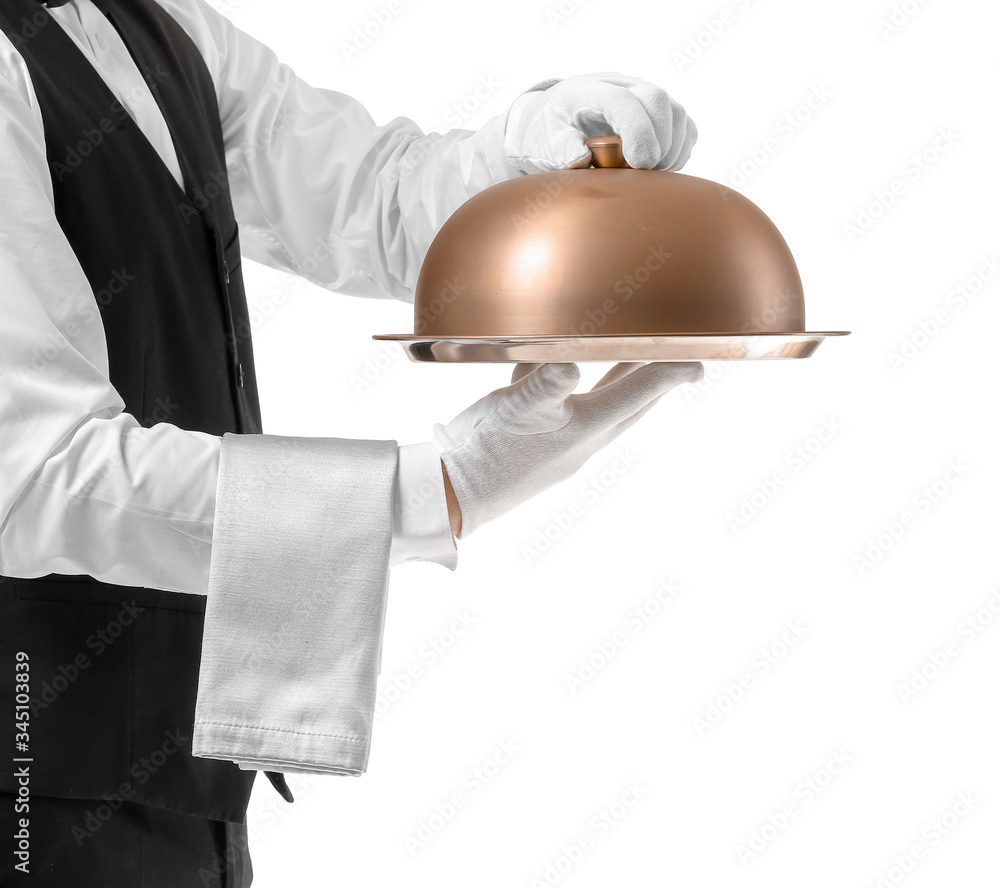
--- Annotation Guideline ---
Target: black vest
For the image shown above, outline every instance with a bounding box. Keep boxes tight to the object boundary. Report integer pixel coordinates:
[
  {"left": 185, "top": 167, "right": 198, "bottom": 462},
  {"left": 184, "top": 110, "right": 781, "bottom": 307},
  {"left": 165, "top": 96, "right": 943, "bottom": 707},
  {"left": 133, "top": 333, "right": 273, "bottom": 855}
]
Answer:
[{"left": 0, "top": 0, "right": 273, "bottom": 821}]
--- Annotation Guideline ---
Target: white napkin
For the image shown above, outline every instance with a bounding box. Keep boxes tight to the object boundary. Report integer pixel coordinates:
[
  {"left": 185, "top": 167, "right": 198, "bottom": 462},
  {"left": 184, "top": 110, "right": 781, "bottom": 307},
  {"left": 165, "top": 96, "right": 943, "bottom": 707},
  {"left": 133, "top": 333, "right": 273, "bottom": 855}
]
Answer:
[{"left": 192, "top": 432, "right": 397, "bottom": 775}]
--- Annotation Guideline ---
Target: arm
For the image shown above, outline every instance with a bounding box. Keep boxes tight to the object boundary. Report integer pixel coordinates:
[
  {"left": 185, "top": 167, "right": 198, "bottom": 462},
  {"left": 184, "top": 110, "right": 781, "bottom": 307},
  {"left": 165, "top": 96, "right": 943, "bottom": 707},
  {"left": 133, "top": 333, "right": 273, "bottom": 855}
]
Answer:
[
  {"left": 0, "top": 62, "right": 395, "bottom": 773},
  {"left": 157, "top": 0, "right": 521, "bottom": 302},
  {"left": 0, "top": 65, "right": 432, "bottom": 589},
  {"left": 0, "top": 67, "right": 223, "bottom": 594}
]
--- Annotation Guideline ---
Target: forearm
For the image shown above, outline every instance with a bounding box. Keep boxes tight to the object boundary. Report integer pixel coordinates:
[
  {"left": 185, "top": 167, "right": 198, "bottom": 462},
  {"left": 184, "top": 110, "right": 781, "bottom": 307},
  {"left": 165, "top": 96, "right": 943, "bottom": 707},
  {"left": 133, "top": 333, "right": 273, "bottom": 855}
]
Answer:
[{"left": 0, "top": 415, "right": 220, "bottom": 593}]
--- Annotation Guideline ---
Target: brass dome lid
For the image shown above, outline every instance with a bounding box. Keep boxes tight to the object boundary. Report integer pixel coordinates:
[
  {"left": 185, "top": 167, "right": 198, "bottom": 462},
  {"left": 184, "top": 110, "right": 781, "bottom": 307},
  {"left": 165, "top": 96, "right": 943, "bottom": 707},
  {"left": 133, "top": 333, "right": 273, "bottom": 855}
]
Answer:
[{"left": 376, "top": 135, "right": 849, "bottom": 362}]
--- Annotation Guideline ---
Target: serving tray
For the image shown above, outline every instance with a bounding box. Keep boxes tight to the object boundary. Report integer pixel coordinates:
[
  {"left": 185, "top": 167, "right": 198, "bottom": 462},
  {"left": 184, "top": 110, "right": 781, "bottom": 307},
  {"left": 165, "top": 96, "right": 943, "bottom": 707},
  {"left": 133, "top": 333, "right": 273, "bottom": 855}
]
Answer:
[{"left": 372, "top": 331, "right": 851, "bottom": 363}]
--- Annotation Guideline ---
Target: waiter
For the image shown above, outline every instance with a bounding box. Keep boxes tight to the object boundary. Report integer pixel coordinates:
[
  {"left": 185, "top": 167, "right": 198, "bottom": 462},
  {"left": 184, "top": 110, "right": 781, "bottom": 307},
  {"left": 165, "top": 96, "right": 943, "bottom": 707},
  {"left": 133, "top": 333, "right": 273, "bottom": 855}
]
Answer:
[{"left": 0, "top": 0, "right": 702, "bottom": 883}]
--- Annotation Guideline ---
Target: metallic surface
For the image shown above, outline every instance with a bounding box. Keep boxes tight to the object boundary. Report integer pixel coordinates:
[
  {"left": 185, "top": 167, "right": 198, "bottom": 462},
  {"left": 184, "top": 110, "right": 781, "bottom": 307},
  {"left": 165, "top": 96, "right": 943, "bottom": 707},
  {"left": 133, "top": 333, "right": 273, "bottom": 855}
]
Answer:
[
  {"left": 373, "top": 332, "right": 849, "bottom": 363},
  {"left": 586, "top": 134, "right": 634, "bottom": 169},
  {"left": 377, "top": 134, "right": 849, "bottom": 359}
]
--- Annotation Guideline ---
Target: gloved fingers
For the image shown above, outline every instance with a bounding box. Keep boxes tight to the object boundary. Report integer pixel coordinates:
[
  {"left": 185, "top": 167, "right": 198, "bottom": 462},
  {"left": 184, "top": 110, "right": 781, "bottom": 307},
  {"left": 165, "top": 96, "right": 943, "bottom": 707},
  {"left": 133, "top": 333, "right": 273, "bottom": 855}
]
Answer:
[
  {"left": 563, "top": 81, "right": 664, "bottom": 170},
  {"left": 433, "top": 366, "right": 538, "bottom": 451},
  {"left": 504, "top": 90, "right": 591, "bottom": 173},
  {"left": 571, "top": 74, "right": 696, "bottom": 171},
  {"left": 589, "top": 362, "right": 646, "bottom": 392},
  {"left": 510, "top": 80, "right": 659, "bottom": 170},
  {"left": 504, "top": 73, "right": 696, "bottom": 174},
  {"left": 433, "top": 385, "right": 508, "bottom": 447},
  {"left": 575, "top": 361, "right": 703, "bottom": 423},
  {"left": 566, "top": 150, "right": 596, "bottom": 170},
  {"left": 511, "top": 362, "right": 544, "bottom": 384},
  {"left": 496, "top": 362, "right": 581, "bottom": 434},
  {"left": 658, "top": 97, "right": 697, "bottom": 170},
  {"left": 541, "top": 73, "right": 649, "bottom": 169},
  {"left": 431, "top": 420, "right": 460, "bottom": 455},
  {"left": 666, "top": 113, "right": 698, "bottom": 171},
  {"left": 545, "top": 113, "right": 592, "bottom": 171},
  {"left": 439, "top": 363, "right": 581, "bottom": 450},
  {"left": 601, "top": 77, "right": 688, "bottom": 170},
  {"left": 591, "top": 385, "right": 677, "bottom": 455},
  {"left": 608, "top": 391, "right": 666, "bottom": 440}
]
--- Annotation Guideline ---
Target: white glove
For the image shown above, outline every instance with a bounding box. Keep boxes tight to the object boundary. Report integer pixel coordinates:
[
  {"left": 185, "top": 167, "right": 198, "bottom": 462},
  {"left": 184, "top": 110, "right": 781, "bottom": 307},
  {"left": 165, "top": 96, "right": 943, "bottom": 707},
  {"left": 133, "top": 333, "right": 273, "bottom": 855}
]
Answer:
[
  {"left": 502, "top": 72, "right": 698, "bottom": 174},
  {"left": 431, "top": 361, "right": 703, "bottom": 538}
]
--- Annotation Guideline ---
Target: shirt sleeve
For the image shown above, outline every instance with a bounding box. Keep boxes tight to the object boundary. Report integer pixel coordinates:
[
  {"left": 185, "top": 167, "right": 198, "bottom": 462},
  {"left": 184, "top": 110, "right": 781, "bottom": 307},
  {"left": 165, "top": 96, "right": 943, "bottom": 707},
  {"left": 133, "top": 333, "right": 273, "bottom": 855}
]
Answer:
[
  {"left": 0, "top": 64, "right": 221, "bottom": 594},
  {"left": 390, "top": 443, "right": 457, "bottom": 570},
  {"left": 154, "top": 0, "right": 523, "bottom": 302},
  {"left": 0, "top": 33, "right": 455, "bottom": 590},
  {"left": 0, "top": 0, "right": 473, "bottom": 773},
  {"left": 0, "top": 67, "right": 403, "bottom": 772}
]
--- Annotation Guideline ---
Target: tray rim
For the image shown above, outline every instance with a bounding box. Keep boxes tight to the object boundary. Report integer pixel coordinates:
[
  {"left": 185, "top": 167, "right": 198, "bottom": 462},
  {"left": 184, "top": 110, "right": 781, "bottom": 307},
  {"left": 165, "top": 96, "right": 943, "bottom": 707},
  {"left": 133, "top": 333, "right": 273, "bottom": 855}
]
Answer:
[{"left": 373, "top": 331, "right": 852, "bottom": 341}]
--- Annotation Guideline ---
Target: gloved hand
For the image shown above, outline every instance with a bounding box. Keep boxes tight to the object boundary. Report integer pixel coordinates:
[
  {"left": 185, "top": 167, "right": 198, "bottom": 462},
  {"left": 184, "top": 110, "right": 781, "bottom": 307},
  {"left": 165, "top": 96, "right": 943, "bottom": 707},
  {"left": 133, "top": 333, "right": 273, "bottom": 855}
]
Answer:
[
  {"left": 502, "top": 72, "right": 697, "bottom": 174},
  {"left": 432, "top": 361, "right": 703, "bottom": 538}
]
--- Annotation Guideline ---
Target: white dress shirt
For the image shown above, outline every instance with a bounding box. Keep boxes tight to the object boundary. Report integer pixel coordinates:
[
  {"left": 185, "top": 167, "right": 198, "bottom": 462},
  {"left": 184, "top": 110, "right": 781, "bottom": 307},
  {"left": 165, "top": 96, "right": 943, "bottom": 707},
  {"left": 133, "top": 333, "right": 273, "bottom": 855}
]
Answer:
[
  {"left": 0, "top": 0, "right": 523, "bottom": 773},
  {"left": 0, "top": 0, "right": 525, "bottom": 591}
]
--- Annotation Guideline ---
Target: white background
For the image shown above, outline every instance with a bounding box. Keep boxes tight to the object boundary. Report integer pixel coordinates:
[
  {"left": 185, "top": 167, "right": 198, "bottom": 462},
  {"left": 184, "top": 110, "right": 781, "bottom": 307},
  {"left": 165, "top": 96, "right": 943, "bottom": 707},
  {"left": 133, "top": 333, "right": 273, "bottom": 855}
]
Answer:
[{"left": 218, "top": 0, "right": 1000, "bottom": 884}]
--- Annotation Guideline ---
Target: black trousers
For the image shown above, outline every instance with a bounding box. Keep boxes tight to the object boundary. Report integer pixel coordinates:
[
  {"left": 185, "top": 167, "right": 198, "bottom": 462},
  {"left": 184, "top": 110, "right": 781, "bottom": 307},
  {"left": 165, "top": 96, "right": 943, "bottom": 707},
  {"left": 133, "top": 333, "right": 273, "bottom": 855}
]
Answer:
[
  {"left": 1, "top": 575, "right": 262, "bottom": 886},
  {"left": 1, "top": 792, "right": 252, "bottom": 887}
]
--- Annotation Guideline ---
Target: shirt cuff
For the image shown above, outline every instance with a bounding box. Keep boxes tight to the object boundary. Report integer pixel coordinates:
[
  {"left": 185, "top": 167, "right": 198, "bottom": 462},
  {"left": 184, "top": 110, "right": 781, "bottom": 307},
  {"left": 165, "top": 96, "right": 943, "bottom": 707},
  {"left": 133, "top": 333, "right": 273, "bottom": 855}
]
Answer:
[
  {"left": 192, "top": 433, "right": 397, "bottom": 776},
  {"left": 389, "top": 442, "right": 458, "bottom": 570}
]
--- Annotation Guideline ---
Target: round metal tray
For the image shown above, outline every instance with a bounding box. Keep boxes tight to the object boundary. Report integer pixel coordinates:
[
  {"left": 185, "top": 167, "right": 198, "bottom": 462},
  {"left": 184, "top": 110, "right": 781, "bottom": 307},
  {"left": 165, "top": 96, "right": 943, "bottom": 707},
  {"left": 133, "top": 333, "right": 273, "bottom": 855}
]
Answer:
[{"left": 372, "top": 332, "right": 851, "bottom": 363}]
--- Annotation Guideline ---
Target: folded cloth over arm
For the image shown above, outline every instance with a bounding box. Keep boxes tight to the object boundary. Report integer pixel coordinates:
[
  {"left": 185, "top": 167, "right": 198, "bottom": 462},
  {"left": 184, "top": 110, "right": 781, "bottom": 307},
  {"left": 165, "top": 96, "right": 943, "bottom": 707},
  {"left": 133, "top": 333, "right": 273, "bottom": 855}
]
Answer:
[{"left": 192, "top": 432, "right": 398, "bottom": 775}]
